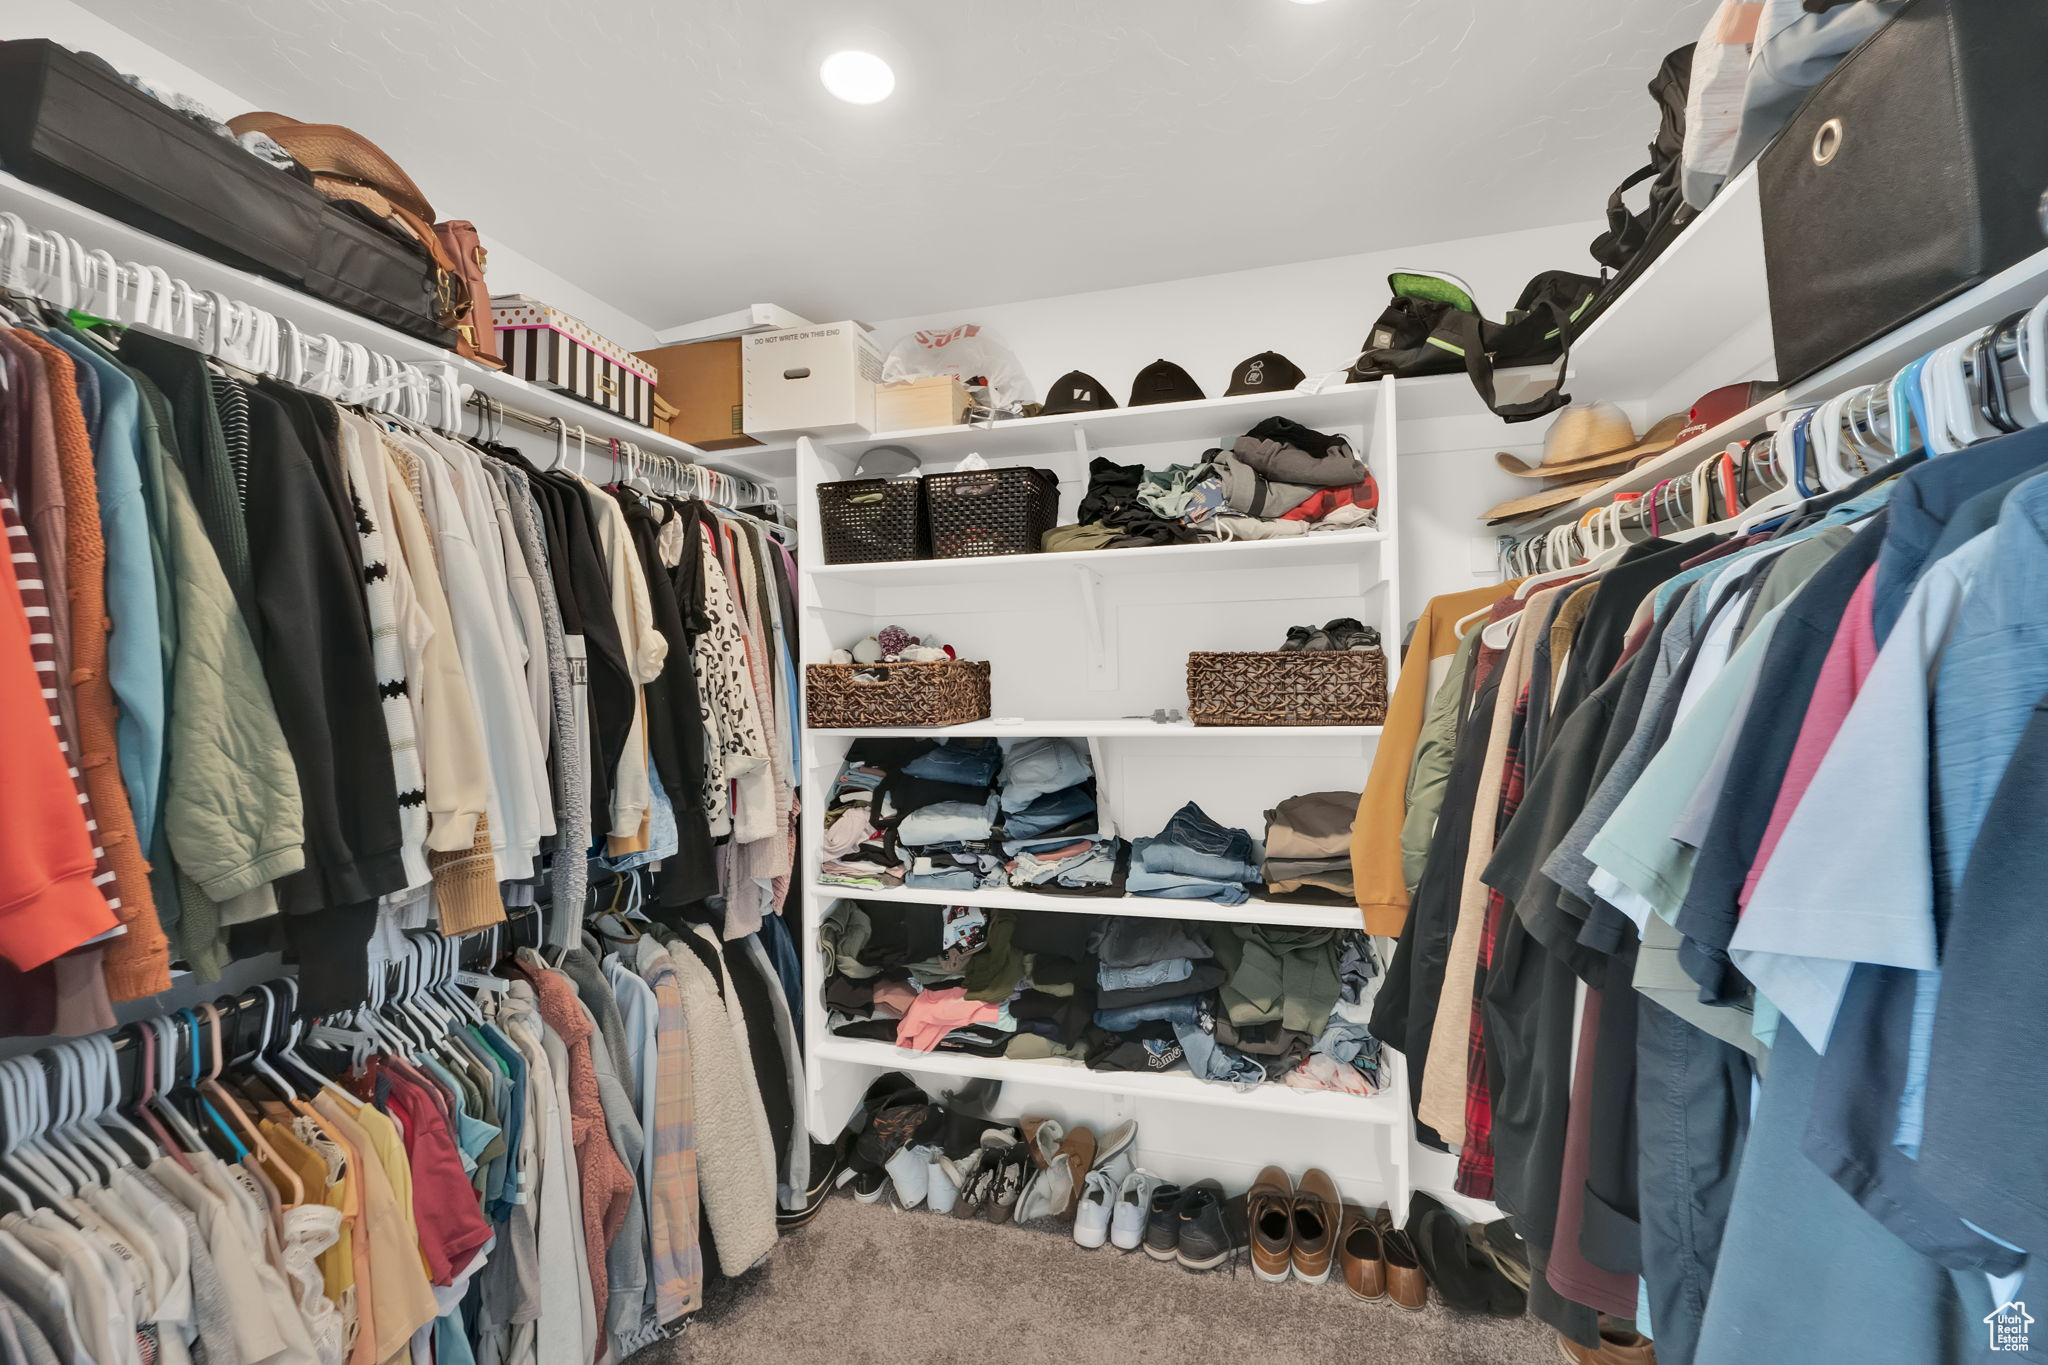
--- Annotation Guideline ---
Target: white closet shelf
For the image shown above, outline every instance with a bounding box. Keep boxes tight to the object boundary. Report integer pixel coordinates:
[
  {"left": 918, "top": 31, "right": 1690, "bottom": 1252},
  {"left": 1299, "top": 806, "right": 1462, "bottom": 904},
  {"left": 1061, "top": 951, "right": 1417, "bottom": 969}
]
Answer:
[
  {"left": 1503, "top": 391, "right": 1785, "bottom": 533},
  {"left": 809, "top": 528, "right": 1385, "bottom": 586},
  {"left": 813, "top": 1037, "right": 1399, "bottom": 1121},
  {"left": 812, "top": 881, "right": 1366, "bottom": 931},
  {"left": 813, "top": 382, "right": 1385, "bottom": 460},
  {"left": 806, "top": 718, "right": 1383, "bottom": 739},
  {"left": 1565, "top": 163, "right": 1770, "bottom": 400},
  {"left": 0, "top": 170, "right": 780, "bottom": 486},
  {"left": 1787, "top": 240, "right": 2048, "bottom": 401}
]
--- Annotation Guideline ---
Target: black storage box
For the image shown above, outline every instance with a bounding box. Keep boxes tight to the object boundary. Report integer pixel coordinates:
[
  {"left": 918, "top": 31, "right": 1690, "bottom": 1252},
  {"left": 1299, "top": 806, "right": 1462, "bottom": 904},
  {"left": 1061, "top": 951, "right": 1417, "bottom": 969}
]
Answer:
[
  {"left": 1760, "top": 0, "right": 2048, "bottom": 385},
  {"left": 0, "top": 39, "right": 454, "bottom": 347},
  {"left": 818, "top": 477, "right": 927, "bottom": 564},
  {"left": 924, "top": 466, "right": 1061, "bottom": 559}
]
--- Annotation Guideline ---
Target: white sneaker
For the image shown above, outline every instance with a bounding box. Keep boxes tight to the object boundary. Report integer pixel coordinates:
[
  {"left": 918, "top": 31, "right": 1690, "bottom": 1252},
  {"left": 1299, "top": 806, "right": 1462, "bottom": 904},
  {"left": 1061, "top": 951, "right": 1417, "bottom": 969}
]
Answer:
[
  {"left": 885, "top": 1143, "right": 931, "bottom": 1209},
  {"left": 927, "top": 1148, "right": 959, "bottom": 1215},
  {"left": 1073, "top": 1168, "right": 1118, "bottom": 1249},
  {"left": 1111, "top": 1169, "right": 1169, "bottom": 1251}
]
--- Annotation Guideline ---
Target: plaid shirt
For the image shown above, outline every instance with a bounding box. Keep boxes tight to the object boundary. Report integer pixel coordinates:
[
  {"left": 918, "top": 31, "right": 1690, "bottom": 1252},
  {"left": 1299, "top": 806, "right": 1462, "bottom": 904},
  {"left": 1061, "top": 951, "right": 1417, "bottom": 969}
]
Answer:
[
  {"left": 1457, "top": 683, "right": 1531, "bottom": 1200},
  {"left": 636, "top": 936, "right": 704, "bottom": 1321}
]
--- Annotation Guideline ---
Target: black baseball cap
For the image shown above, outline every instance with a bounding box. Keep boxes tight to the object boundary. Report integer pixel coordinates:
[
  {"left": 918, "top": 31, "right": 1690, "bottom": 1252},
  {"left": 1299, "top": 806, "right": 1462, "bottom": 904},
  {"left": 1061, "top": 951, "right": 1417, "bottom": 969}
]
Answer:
[
  {"left": 1039, "top": 370, "right": 1118, "bottom": 415},
  {"left": 1129, "top": 359, "right": 1205, "bottom": 407},
  {"left": 1226, "top": 351, "right": 1306, "bottom": 396}
]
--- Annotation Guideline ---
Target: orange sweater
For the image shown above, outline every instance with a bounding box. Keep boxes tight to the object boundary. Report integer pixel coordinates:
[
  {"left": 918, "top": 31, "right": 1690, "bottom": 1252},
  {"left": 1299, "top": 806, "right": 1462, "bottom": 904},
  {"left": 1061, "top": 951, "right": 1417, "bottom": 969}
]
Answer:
[
  {"left": 21, "top": 334, "right": 172, "bottom": 998},
  {"left": 0, "top": 505, "right": 118, "bottom": 969}
]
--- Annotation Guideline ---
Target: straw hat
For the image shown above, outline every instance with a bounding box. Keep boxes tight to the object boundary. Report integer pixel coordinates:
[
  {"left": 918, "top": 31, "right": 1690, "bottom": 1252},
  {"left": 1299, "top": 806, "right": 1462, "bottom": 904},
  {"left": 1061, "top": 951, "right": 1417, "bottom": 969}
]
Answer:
[
  {"left": 227, "top": 111, "right": 438, "bottom": 223},
  {"left": 1481, "top": 403, "right": 1686, "bottom": 523}
]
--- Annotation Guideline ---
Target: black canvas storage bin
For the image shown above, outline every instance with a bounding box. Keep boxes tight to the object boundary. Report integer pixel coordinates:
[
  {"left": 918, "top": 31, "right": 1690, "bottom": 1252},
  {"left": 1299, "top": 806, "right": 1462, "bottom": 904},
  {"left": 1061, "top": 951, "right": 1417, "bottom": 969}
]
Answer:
[
  {"left": 1759, "top": 0, "right": 2048, "bottom": 384},
  {"left": 818, "top": 477, "right": 927, "bottom": 564},
  {"left": 924, "top": 466, "right": 1061, "bottom": 559},
  {"left": 0, "top": 39, "right": 453, "bottom": 347}
]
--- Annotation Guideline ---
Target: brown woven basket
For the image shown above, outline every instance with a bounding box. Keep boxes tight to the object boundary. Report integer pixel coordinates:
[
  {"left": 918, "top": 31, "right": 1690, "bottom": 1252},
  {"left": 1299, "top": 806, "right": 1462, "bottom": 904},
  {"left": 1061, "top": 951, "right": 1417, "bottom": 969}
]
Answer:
[
  {"left": 1186, "top": 648, "right": 1388, "bottom": 726},
  {"left": 805, "top": 660, "right": 992, "bottom": 729}
]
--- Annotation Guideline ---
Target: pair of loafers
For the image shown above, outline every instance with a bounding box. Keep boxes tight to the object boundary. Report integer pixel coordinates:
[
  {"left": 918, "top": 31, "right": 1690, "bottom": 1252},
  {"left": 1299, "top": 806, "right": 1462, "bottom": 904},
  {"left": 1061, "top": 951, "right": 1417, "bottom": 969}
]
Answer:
[{"left": 1340, "top": 1206, "right": 1427, "bottom": 1309}]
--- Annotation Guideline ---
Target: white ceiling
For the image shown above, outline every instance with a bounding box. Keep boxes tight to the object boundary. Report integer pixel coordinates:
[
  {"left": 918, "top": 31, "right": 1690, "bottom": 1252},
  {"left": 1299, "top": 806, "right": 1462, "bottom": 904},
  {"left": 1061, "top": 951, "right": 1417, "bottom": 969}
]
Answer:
[{"left": 75, "top": 0, "right": 1714, "bottom": 330}]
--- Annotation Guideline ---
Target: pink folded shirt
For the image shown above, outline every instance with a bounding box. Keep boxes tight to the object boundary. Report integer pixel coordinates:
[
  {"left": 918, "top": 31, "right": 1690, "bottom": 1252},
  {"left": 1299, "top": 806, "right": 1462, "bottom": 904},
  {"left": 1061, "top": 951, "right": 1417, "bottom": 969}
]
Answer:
[{"left": 895, "top": 986, "right": 999, "bottom": 1051}]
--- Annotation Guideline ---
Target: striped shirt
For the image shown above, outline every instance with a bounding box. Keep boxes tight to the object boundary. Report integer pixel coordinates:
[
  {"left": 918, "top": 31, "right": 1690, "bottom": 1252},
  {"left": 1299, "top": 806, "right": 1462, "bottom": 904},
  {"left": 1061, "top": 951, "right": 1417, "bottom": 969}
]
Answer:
[{"left": 0, "top": 483, "right": 119, "bottom": 916}]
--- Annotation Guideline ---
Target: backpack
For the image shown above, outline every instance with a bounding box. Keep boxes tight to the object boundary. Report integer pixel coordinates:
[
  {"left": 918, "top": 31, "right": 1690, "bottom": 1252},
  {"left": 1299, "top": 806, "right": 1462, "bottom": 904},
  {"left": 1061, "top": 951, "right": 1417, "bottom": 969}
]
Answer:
[
  {"left": 1586, "top": 44, "right": 1698, "bottom": 301},
  {"left": 1347, "top": 269, "right": 1605, "bottom": 423}
]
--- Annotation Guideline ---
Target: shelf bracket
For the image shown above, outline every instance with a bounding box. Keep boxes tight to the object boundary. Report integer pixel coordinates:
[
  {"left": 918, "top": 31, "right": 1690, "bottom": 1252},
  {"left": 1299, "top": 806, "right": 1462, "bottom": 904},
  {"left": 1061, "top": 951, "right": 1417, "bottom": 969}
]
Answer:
[{"left": 1074, "top": 565, "right": 1118, "bottom": 690}]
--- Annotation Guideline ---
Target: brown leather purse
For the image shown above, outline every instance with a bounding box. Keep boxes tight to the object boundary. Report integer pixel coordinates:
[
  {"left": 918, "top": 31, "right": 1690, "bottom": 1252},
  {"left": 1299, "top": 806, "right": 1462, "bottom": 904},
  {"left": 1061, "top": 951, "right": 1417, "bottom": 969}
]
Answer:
[{"left": 226, "top": 111, "right": 505, "bottom": 369}]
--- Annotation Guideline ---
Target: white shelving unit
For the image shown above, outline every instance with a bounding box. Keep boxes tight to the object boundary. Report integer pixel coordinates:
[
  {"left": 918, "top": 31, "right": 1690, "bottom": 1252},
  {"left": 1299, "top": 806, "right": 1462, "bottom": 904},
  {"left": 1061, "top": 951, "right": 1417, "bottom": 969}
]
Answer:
[{"left": 796, "top": 377, "right": 1413, "bottom": 1215}]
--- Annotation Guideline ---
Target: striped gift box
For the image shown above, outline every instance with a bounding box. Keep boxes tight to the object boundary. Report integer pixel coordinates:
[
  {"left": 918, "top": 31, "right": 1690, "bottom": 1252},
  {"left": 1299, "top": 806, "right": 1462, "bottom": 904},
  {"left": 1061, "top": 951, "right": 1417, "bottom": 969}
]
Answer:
[{"left": 491, "top": 294, "right": 659, "bottom": 426}]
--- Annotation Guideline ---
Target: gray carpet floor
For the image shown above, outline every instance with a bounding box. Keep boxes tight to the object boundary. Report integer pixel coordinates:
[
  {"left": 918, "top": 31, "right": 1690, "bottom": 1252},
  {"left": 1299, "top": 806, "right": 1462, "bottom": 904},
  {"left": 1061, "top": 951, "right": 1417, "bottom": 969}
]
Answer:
[{"left": 654, "top": 1196, "right": 1561, "bottom": 1365}]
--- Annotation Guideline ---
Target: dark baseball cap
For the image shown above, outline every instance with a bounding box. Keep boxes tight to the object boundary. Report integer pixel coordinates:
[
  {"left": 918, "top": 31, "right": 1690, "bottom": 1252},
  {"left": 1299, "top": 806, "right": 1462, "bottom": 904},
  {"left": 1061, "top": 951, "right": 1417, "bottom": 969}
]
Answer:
[
  {"left": 1129, "top": 359, "right": 1205, "bottom": 407},
  {"left": 1226, "top": 351, "right": 1306, "bottom": 396},
  {"left": 1039, "top": 370, "right": 1118, "bottom": 415}
]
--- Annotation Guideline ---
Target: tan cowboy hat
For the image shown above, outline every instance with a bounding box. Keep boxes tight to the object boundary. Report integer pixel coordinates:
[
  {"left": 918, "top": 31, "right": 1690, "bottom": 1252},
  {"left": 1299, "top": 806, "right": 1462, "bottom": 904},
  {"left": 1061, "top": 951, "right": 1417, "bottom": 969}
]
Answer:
[
  {"left": 1481, "top": 481, "right": 1595, "bottom": 525},
  {"left": 1494, "top": 403, "right": 1688, "bottom": 480},
  {"left": 227, "top": 111, "right": 438, "bottom": 223}
]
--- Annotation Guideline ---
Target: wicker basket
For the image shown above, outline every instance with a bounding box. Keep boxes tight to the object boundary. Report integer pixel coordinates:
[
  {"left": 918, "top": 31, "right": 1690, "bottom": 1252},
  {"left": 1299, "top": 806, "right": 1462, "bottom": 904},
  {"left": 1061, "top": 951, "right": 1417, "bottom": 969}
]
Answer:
[
  {"left": 1186, "top": 648, "right": 1389, "bottom": 726},
  {"left": 819, "top": 478, "right": 928, "bottom": 564},
  {"left": 923, "top": 466, "right": 1061, "bottom": 559},
  {"left": 806, "top": 660, "right": 992, "bottom": 728}
]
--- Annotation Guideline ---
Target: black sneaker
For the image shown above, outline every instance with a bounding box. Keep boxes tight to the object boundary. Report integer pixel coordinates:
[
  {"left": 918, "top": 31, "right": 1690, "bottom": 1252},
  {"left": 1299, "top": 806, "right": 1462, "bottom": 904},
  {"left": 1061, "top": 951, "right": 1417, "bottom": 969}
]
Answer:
[
  {"left": 1175, "top": 1180, "right": 1234, "bottom": 1271},
  {"left": 1143, "top": 1182, "right": 1186, "bottom": 1261},
  {"left": 1278, "top": 625, "right": 1319, "bottom": 652},
  {"left": 1323, "top": 617, "right": 1381, "bottom": 651},
  {"left": 848, "top": 1167, "right": 888, "bottom": 1204}
]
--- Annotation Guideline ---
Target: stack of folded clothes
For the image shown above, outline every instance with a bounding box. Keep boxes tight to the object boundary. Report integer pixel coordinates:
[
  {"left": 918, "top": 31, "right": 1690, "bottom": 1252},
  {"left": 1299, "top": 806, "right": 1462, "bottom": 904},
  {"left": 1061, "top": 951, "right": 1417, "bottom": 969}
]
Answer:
[
  {"left": 1087, "top": 917, "right": 1262, "bottom": 1085},
  {"left": 1212, "top": 417, "right": 1379, "bottom": 542},
  {"left": 887, "top": 739, "right": 1006, "bottom": 891},
  {"left": 820, "top": 738, "right": 917, "bottom": 888},
  {"left": 1260, "top": 790, "right": 1361, "bottom": 904},
  {"left": 1209, "top": 923, "right": 1381, "bottom": 1093},
  {"left": 1005, "top": 950, "right": 1094, "bottom": 1062},
  {"left": 1284, "top": 934, "right": 1385, "bottom": 1095},
  {"left": 997, "top": 737, "right": 1122, "bottom": 894},
  {"left": 1128, "top": 802, "right": 1261, "bottom": 905}
]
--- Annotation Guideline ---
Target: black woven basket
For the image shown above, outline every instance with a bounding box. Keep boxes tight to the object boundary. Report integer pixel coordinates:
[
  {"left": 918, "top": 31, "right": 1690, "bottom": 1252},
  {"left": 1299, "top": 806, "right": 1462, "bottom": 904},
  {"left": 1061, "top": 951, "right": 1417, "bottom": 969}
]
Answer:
[
  {"left": 818, "top": 478, "right": 928, "bottom": 564},
  {"left": 923, "top": 466, "right": 1061, "bottom": 559}
]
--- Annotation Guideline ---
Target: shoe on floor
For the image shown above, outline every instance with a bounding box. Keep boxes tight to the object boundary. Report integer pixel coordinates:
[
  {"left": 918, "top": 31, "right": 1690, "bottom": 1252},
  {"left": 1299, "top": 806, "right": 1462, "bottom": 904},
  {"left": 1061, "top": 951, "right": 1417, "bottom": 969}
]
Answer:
[
  {"left": 1408, "top": 1191, "right": 1524, "bottom": 1316},
  {"left": 1091, "top": 1119, "right": 1138, "bottom": 1187},
  {"left": 1341, "top": 1207, "right": 1387, "bottom": 1301},
  {"left": 988, "top": 1144, "right": 1031, "bottom": 1224},
  {"left": 1073, "top": 1168, "right": 1119, "bottom": 1249},
  {"left": 1557, "top": 1318, "right": 1655, "bottom": 1364},
  {"left": 1143, "top": 1182, "right": 1187, "bottom": 1261},
  {"left": 1058, "top": 1125, "right": 1098, "bottom": 1218},
  {"left": 1174, "top": 1180, "right": 1233, "bottom": 1272},
  {"left": 849, "top": 1167, "right": 889, "bottom": 1204},
  {"left": 1382, "top": 1221, "right": 1428, "bottom": 1310},
  {"left": 1112, "top": 1169, "right": 1169, "bottom": 1251},
  {"left": 927, "top": 1148, "right": 959, "bottom": 1216},
  {"left": 1248, "top": 1165, "right": 1295, "bottom": 1283},
  {"left": 1476, "top": 1218, "right": 1532, "bottom": 1296},
  {"left": 885, "top": 1143, "right": 932, "bottom": 1209},
  {"left": 1290, "top": 1168, "right": 1340, "bottom": 1285}
]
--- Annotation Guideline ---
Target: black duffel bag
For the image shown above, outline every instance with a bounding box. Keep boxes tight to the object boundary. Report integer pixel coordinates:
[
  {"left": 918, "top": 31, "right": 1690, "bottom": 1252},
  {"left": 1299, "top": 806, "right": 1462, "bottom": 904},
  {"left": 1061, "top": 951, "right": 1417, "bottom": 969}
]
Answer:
[
  {"left": 0, "top": 39, "right": 455, "bottom": 347},
  {"left": 1760, "top": 0, "right": 2048, "bottom": 384}
]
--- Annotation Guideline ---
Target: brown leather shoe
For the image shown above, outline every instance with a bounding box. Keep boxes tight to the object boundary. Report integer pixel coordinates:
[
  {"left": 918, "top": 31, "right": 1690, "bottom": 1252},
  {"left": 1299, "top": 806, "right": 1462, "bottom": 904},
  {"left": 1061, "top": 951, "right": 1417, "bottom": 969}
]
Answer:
[
  {"left": 1383, "top": 1224, "right": 1428, "bottom": 1310},
  {"left": 1341, "top": 1210, "right": 1387, "bottom": 1301},
  {"left": 1248, "top": 1165, "right": 1295, "bottom": 1283},
  {"left": 1557, "top": 1320, "right": 1656, "bottom": 1364},
  {"left": 1290, "top": 1168, "right": 1340, "bottom": 1284}
]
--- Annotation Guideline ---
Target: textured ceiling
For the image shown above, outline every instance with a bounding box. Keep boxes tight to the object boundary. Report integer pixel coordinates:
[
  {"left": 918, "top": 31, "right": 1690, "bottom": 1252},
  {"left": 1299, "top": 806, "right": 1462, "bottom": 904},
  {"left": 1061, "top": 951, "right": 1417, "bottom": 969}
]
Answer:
[{"left": 73, "top": 0, "right": 1714, "bottom": 329}]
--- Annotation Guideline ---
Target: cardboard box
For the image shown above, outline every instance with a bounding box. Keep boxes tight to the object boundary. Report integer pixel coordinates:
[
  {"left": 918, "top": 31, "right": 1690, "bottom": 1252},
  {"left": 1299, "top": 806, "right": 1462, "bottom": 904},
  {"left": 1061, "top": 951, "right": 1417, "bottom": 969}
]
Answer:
[
  {"left": 633, "top": 339, "right": 758, "bottom": 450},
  {"left": 742, "top": 321, "right": 881, "bottom": 439},
  {"left": 876, "top": 376, "right": 973, "bottom": 432}
]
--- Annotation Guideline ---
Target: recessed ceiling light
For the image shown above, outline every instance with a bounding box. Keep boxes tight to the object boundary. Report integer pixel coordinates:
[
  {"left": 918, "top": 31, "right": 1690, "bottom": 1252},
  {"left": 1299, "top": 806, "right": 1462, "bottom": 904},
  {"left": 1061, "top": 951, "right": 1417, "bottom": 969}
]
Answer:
[{"left": 820, "top": 50, "right": 895, "bottom": 104}]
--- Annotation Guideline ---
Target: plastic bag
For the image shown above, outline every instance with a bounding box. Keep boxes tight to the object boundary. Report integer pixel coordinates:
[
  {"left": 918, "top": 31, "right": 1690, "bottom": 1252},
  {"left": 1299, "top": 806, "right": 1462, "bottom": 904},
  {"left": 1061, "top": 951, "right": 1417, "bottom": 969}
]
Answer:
[{"left": 881, "top": 322, "right": 1036, "bottom": 417}]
